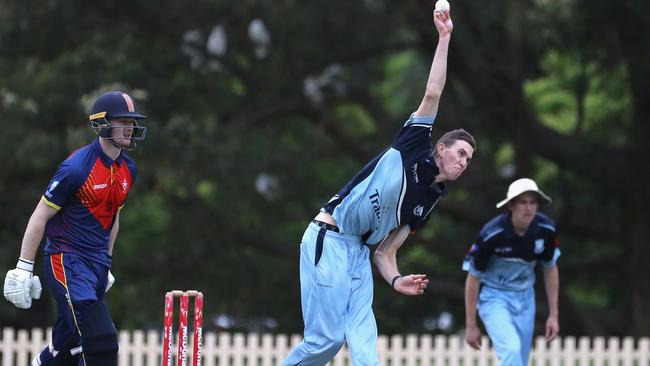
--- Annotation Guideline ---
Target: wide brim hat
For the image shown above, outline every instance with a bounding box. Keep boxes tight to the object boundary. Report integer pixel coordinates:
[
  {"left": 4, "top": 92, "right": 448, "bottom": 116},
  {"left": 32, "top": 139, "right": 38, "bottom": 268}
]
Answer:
[{"left": 496, "top": 178, "right": 552, "bottom": 208}]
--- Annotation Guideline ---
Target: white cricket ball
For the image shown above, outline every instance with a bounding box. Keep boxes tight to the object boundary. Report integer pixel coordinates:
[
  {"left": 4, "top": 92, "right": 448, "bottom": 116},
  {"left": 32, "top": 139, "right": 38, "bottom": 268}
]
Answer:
[{"left": 435, "top": 0, "right": 450, "bottom": 12}]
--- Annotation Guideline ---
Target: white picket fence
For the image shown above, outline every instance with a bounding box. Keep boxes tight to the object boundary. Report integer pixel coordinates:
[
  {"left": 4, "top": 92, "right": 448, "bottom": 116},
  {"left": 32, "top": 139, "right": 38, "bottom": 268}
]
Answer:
[{"left": 1, "top": 327, "right": 649, "bottom": 366}]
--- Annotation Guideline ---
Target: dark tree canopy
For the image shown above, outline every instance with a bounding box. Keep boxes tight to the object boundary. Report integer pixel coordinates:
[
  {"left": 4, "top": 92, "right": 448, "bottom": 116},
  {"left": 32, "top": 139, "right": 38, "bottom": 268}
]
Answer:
[{"left": 1, "top": 0, "right": 648, "bottom": 337}]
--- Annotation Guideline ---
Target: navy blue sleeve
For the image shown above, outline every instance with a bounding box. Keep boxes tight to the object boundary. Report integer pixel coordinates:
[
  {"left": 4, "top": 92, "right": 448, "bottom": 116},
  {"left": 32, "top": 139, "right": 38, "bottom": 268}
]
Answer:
[
  {"left": 42, "top": 160, "right": 84, "bottom": 210},
  {"left": 409, "top": 212, "right": 432, "bottom": 233},
  {"left": 391, "top": 113, "right": 436, "bottom": 157},
  {"left": 463, "top": 217, "right": 504, "bottom": 274},
  {"left": 536, "top": 214, "right": 560, "bottom": 264},
  {"left": 464, "top": 235, "right": 494, "bottom": 273},
  {"left": 540, "top": 230, "right": 560, "bottom": 267}
]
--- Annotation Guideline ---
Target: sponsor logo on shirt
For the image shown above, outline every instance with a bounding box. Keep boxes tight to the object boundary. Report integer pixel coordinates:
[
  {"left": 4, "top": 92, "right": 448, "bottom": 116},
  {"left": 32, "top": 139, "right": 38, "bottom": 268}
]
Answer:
[
  {"left": 412, "top": 163, "right": 419, "bottom": 183},
  {"left": 93, "top": 183, "right": 108, "bottom": 190},
  {"left": 495, "top": 247, "right": 513, "bottom": 253},
  {"left": 534, "top": 239, "right": 545, "bottom": 253},
  {"left": 327, "top": 194, "right": 340, "bottom": 204},
  {"left": 413, "top": 204, "right": 424, "bottom": 217},
  {"left": 45, "top": 180, "right": 60, "bottom": 198},
  {"left": 368, "top": 189, "right": 381, "bottom": 220}
]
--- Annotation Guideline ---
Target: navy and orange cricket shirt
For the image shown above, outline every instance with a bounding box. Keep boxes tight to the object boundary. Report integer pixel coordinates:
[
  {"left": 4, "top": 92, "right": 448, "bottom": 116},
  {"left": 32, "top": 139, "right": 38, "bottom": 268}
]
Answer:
[{"left": 41, "top": 138, "right": 137, "bottom": 267}]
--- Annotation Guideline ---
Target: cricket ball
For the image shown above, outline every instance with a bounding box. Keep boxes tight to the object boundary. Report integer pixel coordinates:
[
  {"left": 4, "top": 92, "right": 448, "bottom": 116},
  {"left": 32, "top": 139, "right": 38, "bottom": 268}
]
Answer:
[{"left": 435, "top": 0, "right": 450, "bottom": 12}]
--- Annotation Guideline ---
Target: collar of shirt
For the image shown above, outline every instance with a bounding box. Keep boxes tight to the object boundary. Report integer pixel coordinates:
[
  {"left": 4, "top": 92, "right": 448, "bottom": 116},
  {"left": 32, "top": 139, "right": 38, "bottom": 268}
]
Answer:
[
  {"left": 420, "top": 157, "right": 447, "bottom": 196},
  {"left": 501, "top": 212, "right": 540, "bottom": 239},
  {"left": 92, "top": 138, "right": 123, "bottom": 167},
  {"left": 433, "top": 181, "right": 447, "bottom": 196}
]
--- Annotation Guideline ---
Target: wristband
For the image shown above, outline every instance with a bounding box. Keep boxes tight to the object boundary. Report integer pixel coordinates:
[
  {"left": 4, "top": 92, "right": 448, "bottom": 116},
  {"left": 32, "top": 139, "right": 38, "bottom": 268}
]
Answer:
[
  {"left": 17, "top": 257, "right": 34, "bottom": 272},
  {"left": 391, "top": 275, "right": 402, "bottom": 289}
]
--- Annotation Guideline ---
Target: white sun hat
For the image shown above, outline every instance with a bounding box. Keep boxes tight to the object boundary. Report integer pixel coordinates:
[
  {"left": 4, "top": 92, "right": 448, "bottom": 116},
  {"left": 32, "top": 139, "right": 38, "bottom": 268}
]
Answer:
[{"left": 496, "top": 178, "right": 552, "bottom": 208}]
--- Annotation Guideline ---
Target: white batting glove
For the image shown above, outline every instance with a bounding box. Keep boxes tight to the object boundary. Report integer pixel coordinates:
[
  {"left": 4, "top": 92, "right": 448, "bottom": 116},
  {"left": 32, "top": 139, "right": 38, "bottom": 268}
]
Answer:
[
  {"left": 105, "top": 270, "right": 115, "bottom": 293},
  {"left": 4, "top": 258, "right": 38, "bottom": 309},
  {"left": 31, "top": 276, "right": 42, "bottom": 299}
]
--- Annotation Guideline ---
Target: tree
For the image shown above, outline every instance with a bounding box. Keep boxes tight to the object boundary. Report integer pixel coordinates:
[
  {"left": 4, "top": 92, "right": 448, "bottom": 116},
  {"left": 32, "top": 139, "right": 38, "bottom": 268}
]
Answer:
[{"left": 0, "top": 0, "right": 647, "bottom": 337}]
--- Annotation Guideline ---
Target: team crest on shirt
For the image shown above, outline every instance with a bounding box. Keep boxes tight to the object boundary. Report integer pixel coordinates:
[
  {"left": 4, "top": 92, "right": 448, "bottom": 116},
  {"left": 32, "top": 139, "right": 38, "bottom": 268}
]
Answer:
[
  {"left": 534, "top": 239, "right": 545, "bottom": 254},
  {"left": 122, "top": 178, "right": 128, "bottom": 191},
  {"left": 413, "top": 204, "right": 424, "bottom": 217}
]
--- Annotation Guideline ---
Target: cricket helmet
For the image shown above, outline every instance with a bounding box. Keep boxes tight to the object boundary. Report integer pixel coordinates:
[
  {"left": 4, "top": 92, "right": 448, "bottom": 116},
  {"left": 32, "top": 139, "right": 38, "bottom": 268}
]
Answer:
[{"left": 88, "top": 91, "right": 147, "bottom": 150}]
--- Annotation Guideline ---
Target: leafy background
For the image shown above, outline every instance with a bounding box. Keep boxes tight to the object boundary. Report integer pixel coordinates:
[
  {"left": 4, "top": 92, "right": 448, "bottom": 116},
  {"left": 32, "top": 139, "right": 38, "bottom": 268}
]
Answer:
[{"left": 1, "top": 0, "right": 648, "bottom": 337}]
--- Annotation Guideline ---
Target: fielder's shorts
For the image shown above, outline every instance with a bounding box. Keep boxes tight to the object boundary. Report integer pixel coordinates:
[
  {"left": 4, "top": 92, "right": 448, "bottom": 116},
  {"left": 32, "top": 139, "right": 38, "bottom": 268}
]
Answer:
[
  {"left": 280, "top": 221, "right": 378, "bottom": 366},
  {"left": 478, "top": 285, "right": 536, "bottom": 366}
]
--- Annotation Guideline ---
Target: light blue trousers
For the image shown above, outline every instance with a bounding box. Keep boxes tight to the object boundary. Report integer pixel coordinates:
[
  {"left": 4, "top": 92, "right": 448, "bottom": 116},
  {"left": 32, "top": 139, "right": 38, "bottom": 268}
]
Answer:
[
  {"left": 280, "top": 222, "right": 378, "bottom": 366},
  {"left": 478, "top": 286, "right": 536, "bottom": 366}
]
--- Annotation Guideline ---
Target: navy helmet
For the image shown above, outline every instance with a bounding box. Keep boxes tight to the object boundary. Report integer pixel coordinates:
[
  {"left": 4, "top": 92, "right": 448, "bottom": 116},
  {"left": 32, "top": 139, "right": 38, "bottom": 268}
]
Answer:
[{"left": 88, "top": 91, "right": 147, "bottom": 150}]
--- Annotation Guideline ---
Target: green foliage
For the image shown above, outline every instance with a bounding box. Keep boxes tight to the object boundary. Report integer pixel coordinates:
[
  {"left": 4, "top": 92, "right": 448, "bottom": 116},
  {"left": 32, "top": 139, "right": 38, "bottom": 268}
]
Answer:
[
  {"left": 525, "top": 50, "right": 632, "bottom": 145},
  {"left": 332, "top": 104, "right": 376, "bottom": 137},
  {"left": 1, "top": 0, "right": 648, "bottom": 337},
  {"left": 566, "top": 282, "right": 611, "bottom": 309},
  {"left": 376, "top": 51, "right": 425, "bottom": 116}
]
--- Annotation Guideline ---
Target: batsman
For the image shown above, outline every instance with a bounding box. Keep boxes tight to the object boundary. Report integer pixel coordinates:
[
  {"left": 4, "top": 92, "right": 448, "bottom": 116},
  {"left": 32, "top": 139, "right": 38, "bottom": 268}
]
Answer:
[{"left": 3, "top": 91, "right": 147, "bottom": 366}]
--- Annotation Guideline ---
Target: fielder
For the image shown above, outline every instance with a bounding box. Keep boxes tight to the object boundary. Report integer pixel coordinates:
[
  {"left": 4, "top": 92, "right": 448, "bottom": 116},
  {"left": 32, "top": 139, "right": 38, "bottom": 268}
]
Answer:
[
  {"left": 463, "top": 178, "right": 561, "bottom": 366},
  {"left": 3, "top": 91, "right": 147, "bottom": 366},
  {"left": 281, "top": 7, "right": 477, "bottom": 366}
]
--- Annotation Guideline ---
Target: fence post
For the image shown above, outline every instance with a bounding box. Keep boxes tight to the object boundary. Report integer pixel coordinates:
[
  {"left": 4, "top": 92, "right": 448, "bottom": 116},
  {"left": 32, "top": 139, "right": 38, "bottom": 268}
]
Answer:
[
  {"left": 419, "top": 335, "right": 432, "bottom": 366},
  {"left": 622, "top": 337, "right": 634, "bottom": 366},
  {"left": 592, "top": 336, "right": 605, "bottom": 366},
  {"left": 202, "top": 331, "right": 217, "bottom": 366},
  {"left": 605, "top": 337, "right": 618, "bottom": 366},
  {"left": 638, "top": 338, "right": 650, "bottom": 366},
  {"left": 2, "top": 328, "right": 16, "bottom": 366}
]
